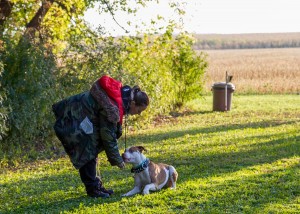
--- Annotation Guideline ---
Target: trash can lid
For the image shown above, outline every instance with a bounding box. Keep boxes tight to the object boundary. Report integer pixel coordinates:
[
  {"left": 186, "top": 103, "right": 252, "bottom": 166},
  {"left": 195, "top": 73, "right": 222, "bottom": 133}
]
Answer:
[{"left": 212, "top": 82, "right": 235, "bottom": 90}]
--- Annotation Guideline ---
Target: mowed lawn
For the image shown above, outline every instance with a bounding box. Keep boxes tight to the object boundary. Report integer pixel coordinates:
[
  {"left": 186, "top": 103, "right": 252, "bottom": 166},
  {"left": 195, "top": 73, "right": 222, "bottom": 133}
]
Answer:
[{"left": 0, "top": 94, "right": 299, "bottom": 213}]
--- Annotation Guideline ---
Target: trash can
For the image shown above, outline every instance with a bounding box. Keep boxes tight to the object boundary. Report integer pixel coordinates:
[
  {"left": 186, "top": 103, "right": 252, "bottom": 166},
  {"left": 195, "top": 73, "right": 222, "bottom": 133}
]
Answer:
[{"left": 212, "top": 82, "right": 235, "bottom": 111}]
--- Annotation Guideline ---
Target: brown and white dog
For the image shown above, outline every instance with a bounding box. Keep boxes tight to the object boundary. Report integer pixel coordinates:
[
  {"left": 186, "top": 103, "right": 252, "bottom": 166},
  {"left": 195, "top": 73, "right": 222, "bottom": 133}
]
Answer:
[{"left": 121, "top": 146, "right": 178, "bottom": 196}]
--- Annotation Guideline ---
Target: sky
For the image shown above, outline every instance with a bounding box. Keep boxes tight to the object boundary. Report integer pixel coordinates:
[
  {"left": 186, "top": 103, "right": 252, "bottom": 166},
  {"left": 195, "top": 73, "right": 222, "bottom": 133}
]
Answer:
[{"left": 84, "top": 0, "right": 300, "bottom": 36}]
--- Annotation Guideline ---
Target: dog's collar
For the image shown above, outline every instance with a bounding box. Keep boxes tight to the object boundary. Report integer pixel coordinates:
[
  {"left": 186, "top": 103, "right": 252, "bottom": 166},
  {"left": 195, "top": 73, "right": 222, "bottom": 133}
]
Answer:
[{"left": 131, "top": 158, "right": 150, "bottom": 173}]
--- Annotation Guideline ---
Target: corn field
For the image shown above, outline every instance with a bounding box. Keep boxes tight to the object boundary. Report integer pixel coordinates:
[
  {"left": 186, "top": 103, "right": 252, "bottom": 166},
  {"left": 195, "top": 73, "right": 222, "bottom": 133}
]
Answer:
[{"left": 204, "top": 48, "right": 300, "bottom": 94}]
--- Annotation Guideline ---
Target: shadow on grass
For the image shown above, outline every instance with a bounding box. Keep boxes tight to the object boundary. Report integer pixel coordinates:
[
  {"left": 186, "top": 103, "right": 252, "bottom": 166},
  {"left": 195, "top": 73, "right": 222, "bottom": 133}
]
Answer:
[
  {"left": 174, "top": 134, "right": 299, "bottom": 182},
  {"left": 186, "top": 163, "right": 299, "bottom": 212},
  {"left": 127, "top": 119, "right": 298, "bottom": 146},
  {"left": 0, "top": 171, "right": 127, "bottom": 214},
  {"left": 1, "top": 195, "right": 121, "bottom": 214},
  {"left": 169, "top": 110, "right": 213, "bottom": 117}
]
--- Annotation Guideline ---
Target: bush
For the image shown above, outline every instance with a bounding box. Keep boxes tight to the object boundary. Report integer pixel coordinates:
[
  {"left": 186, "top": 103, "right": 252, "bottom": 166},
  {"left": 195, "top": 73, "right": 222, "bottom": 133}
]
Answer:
[
  {"left": 0, "top": 60, "right": 9, "bottom": 141},
  {"left": 120, "top": 30, "right": 208, "bottom": 122},
  {"left": 0, "top": 39, "right": 58, "bottom": 165},
  {"left": 57, "top": 29, "right": 208, "bottom": 125},
  {"left": 171, "top": 33, "right": 208, "bottom": 108}
]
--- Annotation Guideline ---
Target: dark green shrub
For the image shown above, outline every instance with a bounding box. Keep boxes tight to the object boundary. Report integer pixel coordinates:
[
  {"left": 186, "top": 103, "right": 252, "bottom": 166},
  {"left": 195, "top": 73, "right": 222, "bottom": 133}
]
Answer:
[
  {"left": 171, "top": 33, "right": 208, "bottom": 108},
  {"left": 0, "top": 40, "right": 58, "bottom": 166},
  {"left": 0, "top": 60, "right": 9, "bottom": 141}
]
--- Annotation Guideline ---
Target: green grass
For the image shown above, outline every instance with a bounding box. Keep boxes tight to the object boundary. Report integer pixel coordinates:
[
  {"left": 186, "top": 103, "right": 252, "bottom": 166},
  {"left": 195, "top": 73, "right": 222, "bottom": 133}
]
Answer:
[{"left": 1, "top": 94, "right": 299, "bottom": 213}]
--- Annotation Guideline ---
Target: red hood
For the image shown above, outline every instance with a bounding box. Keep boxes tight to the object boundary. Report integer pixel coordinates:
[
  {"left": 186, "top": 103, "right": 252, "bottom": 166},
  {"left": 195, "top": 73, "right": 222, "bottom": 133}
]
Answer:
[{"left": 98, "top": 75, "right": 124, "bottom": 124}]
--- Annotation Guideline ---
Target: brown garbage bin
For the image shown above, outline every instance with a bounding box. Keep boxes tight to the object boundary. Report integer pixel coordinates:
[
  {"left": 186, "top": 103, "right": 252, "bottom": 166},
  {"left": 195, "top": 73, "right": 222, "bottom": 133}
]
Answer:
[{"left": 212, "top": 82, "right": 235, "bottom": 111}]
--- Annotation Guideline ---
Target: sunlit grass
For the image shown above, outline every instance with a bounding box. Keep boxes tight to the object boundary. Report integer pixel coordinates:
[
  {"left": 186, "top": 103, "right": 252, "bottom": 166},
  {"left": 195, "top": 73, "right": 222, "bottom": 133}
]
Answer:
[{"left": 0, "top": 95, "right": 299, "bottom": 213}]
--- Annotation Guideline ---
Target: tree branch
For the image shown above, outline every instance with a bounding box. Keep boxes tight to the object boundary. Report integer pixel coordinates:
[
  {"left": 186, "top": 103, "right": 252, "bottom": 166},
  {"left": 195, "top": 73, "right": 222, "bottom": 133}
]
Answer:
[
  {"left": 24, "top": 0, "right": 55, "bottom": 39},
  {"left": 102, "top": 0, "right": 129, "bottom": 34}
]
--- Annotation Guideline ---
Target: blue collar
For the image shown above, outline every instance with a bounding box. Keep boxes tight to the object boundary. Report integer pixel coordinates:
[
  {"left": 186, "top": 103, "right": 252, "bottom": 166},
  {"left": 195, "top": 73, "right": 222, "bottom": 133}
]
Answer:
[{"left": 131, "top": 159, "right": 150, "bottom": 173}]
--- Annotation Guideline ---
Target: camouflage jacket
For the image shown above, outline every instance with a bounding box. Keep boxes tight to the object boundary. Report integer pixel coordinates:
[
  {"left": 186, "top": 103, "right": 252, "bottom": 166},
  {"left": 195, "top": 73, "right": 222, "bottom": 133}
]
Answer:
[{"left": 52, "top": 81, "right": 123, "bottom": 169}]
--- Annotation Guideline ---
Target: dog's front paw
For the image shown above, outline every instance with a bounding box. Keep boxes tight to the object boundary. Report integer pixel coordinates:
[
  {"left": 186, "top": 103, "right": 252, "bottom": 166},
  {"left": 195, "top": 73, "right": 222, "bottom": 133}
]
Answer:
[
  {"left": 122, "top": 192, "right": 135, "bottom": 197},
  {"left": 142, "top": 190, "right": 150, "bottom": 195}
]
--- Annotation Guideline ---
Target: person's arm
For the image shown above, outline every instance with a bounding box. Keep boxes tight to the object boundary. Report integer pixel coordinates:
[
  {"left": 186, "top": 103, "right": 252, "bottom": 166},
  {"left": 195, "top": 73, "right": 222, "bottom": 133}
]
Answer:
[
  {"left": 98, "top": 113, "right": 125, "bottom": 169},
  {"left": 116, "top": 123, "right": 122, "bottom": 139},
  {"left": 90, "top": 81, "right": 120, "bottom": 124}
]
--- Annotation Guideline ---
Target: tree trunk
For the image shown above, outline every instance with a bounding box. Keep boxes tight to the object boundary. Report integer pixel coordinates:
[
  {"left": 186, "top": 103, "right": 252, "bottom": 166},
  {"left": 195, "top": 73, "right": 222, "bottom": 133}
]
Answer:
[{"left": 24, "top": 0, "right": 55, "bottom": 39}]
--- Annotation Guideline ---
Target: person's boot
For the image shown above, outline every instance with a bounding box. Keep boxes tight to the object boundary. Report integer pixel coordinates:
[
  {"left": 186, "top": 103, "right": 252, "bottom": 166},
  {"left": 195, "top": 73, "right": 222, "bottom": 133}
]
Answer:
[
  {"left": 98, "top": 185, "right": 114, "bottom": 195},
  {"left": 97, "top": 178, "right": 114, "bottom": 195},
  {"left": 86, "top": 185, "right": 110, "bottom": 198}
]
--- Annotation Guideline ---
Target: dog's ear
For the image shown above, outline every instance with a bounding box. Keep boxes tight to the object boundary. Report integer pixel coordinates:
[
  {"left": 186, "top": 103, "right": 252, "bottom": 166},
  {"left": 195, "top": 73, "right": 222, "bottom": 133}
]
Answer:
[{"left": 137, "top": 146, "right": 147, "bottom": 153}]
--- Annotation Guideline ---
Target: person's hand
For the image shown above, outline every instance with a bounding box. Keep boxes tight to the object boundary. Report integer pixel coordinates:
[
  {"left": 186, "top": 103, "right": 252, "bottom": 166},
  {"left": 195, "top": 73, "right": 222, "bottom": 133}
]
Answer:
[{"left": 117, "top": 162, "right": 125, "bottom": 169}]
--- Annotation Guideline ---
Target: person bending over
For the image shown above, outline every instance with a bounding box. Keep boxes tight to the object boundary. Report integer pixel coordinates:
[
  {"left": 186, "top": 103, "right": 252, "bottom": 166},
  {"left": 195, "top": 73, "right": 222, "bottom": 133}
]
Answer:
[{"left": 52, "top": 75, "right": 149, "bottom": 198}]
